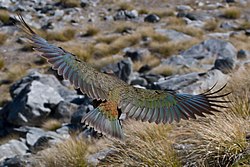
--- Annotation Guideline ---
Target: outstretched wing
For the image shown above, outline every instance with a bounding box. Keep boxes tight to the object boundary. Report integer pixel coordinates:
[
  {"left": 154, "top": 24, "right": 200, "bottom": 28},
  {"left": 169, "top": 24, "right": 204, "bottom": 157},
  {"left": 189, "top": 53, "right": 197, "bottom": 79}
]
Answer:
[
  {"left": 16, "top": 15, "right": 126, "bottom": 101},
  {"left": 119, "top": 84, "right": 230, "bottom": 124}
]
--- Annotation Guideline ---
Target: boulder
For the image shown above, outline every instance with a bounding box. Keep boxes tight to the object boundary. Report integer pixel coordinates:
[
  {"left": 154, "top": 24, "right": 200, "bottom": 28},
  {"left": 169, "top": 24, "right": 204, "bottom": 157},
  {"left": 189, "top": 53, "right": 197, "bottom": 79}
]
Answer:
[
  {"left": 114, "top": 10, "right": 138, "bottom": 20},
  {"left": 213, "top": 57, "right": 235, "bottom": 74},
  {"left": 144, "top": 14, "right": 160, "bottom": 23},
  {"left": 53, "top": 101, "right": 78, "bottom": 122},
  {"left": 0, "top": 139, "right": 29, "bottom": 161},
  {"left": 101, "top": 58, "right": 133, "bottom": 82},
  {"left": 155, "top": 29, "right": 192, "bottom": 42}
]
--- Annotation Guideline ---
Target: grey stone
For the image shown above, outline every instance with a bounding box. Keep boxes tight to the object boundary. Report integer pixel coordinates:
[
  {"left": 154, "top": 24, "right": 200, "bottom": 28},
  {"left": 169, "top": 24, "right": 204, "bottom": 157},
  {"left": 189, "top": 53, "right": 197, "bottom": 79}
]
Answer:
[
  {"left": 0, "top": 139, "right": 29, "bottom": 161},
  {"left": 220, "top": 21, "right": 239, "bottom": 30},
  {"left": 53, "top": 101, "right": 78, "bottom": 122},
  {"left": 6, "top": 80, "right": 63, "bottom": 126},
  {"left": 237, "top": 49, "right": 250, "bottom": 59},
  {"left": 26, "top": 127, "right": 65, "bottom": 147},
  {"left": 10, "top": 71, "right": 77, "bottom": 102},
  {"left": 71, "top": 105, "right": 90, "bottom": 124},
  {"left": 155, "top": 29, "right": 192, "bottom": 42},
  {"left": 114, "top": 10, "right": 138, "bottom": 20},
  {"left": 87, "top": 149, "right": 114, "bottom": 166},
  {"left": 176, "top": 5, "right": 193, "bottom": 11},
  {"left": 182, "top": 39, "right": 237, "bottom": 60},
  {"left": 213, "top": 57, "right": 235, "bottom": 74},
  {"left": 101, "top": 58, "right": 133, "bottom": 82},
  {"left": 144, "top": 14, "right": 160, "bottom": 23}
]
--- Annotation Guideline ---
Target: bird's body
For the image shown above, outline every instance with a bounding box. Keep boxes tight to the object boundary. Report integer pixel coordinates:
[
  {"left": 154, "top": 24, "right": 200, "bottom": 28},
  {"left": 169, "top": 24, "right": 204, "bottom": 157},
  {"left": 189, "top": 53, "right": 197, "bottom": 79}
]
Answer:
[{"left": 16, "top": 15, "right": 230, "bottom": 140}]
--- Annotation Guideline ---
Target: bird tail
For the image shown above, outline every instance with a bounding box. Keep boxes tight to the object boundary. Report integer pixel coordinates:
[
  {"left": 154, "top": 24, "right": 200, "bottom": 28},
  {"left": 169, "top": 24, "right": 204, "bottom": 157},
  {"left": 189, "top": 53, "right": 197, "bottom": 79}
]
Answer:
[{"left": 81, "top": 107, "right": 124, "bottom": 140}]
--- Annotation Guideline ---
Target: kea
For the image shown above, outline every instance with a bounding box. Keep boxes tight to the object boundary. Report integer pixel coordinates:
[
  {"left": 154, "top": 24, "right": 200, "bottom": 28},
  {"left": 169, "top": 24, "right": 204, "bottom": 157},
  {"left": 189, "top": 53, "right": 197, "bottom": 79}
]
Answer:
[{"left": 16, "top": 15, "right": 230, "bottom": 140}]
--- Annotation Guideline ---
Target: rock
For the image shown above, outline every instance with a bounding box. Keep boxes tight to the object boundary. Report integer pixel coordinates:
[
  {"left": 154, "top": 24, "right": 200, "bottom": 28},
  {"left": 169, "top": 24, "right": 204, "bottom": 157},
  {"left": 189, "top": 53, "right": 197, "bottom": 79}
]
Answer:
[
  {"left": 114, "top": 10, "right": 138, "bottom": 20},
  {"left": 87, "top": 149, "right": 114, "bottom": 166},
  {"left": 182, "top": 39, "right": 237, "bottom": 60},
  {"left": 123, "top": 48, "right": 149, "bottom": 62},
  {"left": 0, "top": 139, "right": 29, "bottom": 161},
  {"left": 179, "top": 12, "right": 213, "bottom": 21},
  {"left": 144, "top": 14, "right": 160, "bottom": 23},
  {"left": 176, "top": 5, "right": 193, "bottom": 12},
  {"left": 138, "top": 64, "right": 151, "bottom": 73},
  {"left": 245, "top": 29, "right": 250, "bottom": 36},
  {"left": 101, "top": 58, "right": 133, "bottom": 82},
  {"left": 71, "top": 105, "right": 90, "bottom": 124},
  {"left": 237, "top": 49, "right": 250, "bottom": 59},
  {"left": 153, "top": 70, "right": 229, "bottom": 94},
  {"left": 213, "top": 57, "right": 235, "bottom": 74},
  {"left": 4, "top": 80, "right": 63, "bottom": 126},
  {"left": 0, "top": 155, "right": 34, "bottom": 167},
  {"left": 10, "top": 71, "right": 78, "bottom": 102},
  {"left": 155, "top": 29, "right": 192, "bottom": 42},
  {"left": 25, "top": 127, "right": 65, "bottom": 147},
  {"left": 220, "top": 21, "right": 239, "bottom": 30},
  {"left": 224, "top": 0, "right": 235, "bottom": 3},
  {"left": 53, "top": 101, "right": 78, "bottom": 122}
]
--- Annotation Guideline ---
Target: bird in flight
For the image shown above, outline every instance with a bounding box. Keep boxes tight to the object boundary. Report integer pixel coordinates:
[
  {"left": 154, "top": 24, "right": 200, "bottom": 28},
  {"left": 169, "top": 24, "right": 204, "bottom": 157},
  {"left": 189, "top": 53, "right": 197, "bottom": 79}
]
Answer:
[{"left": 16, "top": 15, "right": 230, "bottom": 140}]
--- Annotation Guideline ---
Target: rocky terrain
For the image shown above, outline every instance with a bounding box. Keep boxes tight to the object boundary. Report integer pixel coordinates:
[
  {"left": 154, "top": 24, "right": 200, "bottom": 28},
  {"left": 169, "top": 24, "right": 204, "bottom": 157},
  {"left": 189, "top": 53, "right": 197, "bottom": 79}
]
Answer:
[{"left": 0, "top": 0, "right": 250, "bottom": 166}]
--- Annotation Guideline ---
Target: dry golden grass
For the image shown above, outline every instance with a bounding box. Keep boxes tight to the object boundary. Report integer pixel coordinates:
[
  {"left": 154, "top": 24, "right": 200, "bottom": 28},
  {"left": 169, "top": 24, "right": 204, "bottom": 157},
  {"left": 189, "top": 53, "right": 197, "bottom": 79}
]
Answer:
[
  {"left": 237, "top": 21, "right": 250, "bottom": 30},
  {"left": 100, "top": 121, "right": 181, "bottom": 166},
  {"left": 0, "top": 133, "right": 20, "bottom": 145},
  {"left": 42, "top": 119, "right": 62, "bottom": 131},
  {"left": 173, "top": 111, "right": 249, "bottom": 167},
  {"left": 133, "top": 54, "right": 161, "bottom": 72},
  {"left": 114, "top": 22, "right": 135, "bottom": 34},
  {"left": 150, "top": 64, "right": 174, "bottom": 76},
  {"left": 149, "top": 8, "right": 175, "bottom": 18},
  {"left": 62, "top": 43, "right": 94, "bottom": 61},
  {"left": 83, "top": 25, "right": 100, "bottom": 37},
  {"left": 95, "top": 34, "right": 119, "bottom": 44},
  {"left": 36, "top": 137, "right": 88, "bottom": 167},
  {"left": 45, "top": 28, "right": 76, "bottom": 42},
  {"left": 0, "top": 32, "right": 7, "bottom": 45},
  {"left": 204, "top": 19, "right": 219, "bottom": 32},
  {"left": 109, "top": 33, "right": 141, "bottom": 54},
  {"left": 166, "top": 17, "right": 186, "bottom": 26},
  {"left": 149, "top": 39, "right": 199, "bottom": 58},
  {"left": 0, "top": 9, "right": 10, "bottom": 24},
  {"left": 59, "top": 0, "right": 80, "bottom": 8},
  {"left": 6, "top": 64, "right": 28, "bottom": 82},
  {"left": 229, "top": 34, "right": 250, "bottom": 54},
  {"left": 138, "top": 27, "right": 169, "bottom": 42},
  {"left": 0, "top": 56, "right": 4, "bottom": 70},
  {"left": 169, "top": 25, "right": 204, "bottom": 38},
  {"left": 117, "top": 2, "right": 134, "bottom": 10},
  {"left": 223, "top": 7, "right": 241, "bottom": 19},
  {"left": 90, "top": 55, "right": 124, "bottom": 69}
]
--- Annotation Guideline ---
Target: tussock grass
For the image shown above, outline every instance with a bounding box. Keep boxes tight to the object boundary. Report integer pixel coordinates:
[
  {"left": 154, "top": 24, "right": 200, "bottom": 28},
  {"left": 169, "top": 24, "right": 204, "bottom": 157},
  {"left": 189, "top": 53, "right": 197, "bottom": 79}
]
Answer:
[
  {"left": 150, "top": 65, "right": 174, "bottom": 76},
  {"left": 6, "top": 64, "right": 28, "bottom": 82},
  {"left": 62, "top": 43, "right": 94, "bottom": 61},
  {"left": 37, "top": 137, "right": 88, "bottom": 167},
  {"left": 223, "top": 7, "right": 241, "bottom": 19},
  {"left": 83, "top": 26, "right": 100, "bottom": 37},
  {"left": 149, "top": 9, "right": 175, "bottom": 18},
  {"left": 109, "top": 34, "right": 141, "bottom": 54},
  {"left": 138, "top": 27, "right": 169, "bottom": 42},
  {"left": 42, "top": 119, "right": 62, "bottom": 131},
  {"left": 95, "top": 34, "right": 119, "bottom": 44},
  {"left": 170, "top": 26, "right": 204, "bottom": 38},
  {"left": 133, "top": 54, "right": 160, "bottom": 72},
  {"left": 59, "top": 0, "right": 80, "bottom": 8},
  {"left": 100, "top": 121, "right": 181, "bottom": 166},
  {"left": 0, "top": 9, "right": 10, "bottom": 24},
  {"left": 149, "top": 39, "right": 199, "bottom": 58},
  {"left": 90, "top": 55, "right": 123, "bottom": 69},
  {"left": 0, "top": 33, "right": 7, "bottom": 45},
  {"left": 46, "top": 28, "right": 76, "bottom": 42},
  {"left": 0, "top": 57, "right": 4, "bottom": 70},
  {"left": 229, "top": 33, "right": 250, "bottom": 51},
  {"left": 0, "top": 133, "right": 20, "bottom": 145},
  {"left": 174, "top": 112, "right": 249, "bottom": 167},
  {"left": 114, "top": 22, "right": 135, "bottom": 34},
  {"left": 167, "top": 17, "right": 186, "bottom": 26},
  {"left": 204, "top": 19, "right": 219, "bottom": 31},
  {"left": 118, "top": 2, "right": 134, "bottom": 10},
  {"left": 237, "top": 21, "right": 250, "bottom": 30}
]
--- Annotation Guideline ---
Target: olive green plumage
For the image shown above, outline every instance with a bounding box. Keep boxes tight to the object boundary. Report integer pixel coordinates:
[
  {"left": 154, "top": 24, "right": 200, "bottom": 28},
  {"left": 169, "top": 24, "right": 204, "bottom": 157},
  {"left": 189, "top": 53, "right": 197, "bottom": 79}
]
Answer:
[{"left": 16, "top": 15, "right": 230, "bottom": 140}]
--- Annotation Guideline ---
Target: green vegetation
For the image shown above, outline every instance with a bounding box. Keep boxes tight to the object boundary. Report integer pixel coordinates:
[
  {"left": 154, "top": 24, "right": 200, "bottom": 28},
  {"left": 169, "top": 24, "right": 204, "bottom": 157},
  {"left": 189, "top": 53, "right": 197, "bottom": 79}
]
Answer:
[
  {"left": 0, "top": 10, "right": 10, "bottom": 24},
  {"left": 0, "top": 57, "right": 4, "bottom": 70},
  {"left": 0, "top": 33, "right": 7, "bottom": 45}
]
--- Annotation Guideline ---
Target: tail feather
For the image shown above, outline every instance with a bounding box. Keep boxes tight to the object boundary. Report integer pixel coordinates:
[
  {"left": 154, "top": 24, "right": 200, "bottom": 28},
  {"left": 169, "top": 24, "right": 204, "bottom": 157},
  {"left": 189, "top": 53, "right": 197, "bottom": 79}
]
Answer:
[{"left": 82, "top": 108, "right": 124, "bottom": 140}]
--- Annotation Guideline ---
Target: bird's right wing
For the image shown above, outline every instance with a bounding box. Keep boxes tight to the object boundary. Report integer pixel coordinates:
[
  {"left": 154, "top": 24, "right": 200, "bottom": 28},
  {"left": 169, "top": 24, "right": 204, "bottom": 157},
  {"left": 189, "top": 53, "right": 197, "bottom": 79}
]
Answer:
[{"left": 16, "top": 15, "right": 126, "bottom": 101}]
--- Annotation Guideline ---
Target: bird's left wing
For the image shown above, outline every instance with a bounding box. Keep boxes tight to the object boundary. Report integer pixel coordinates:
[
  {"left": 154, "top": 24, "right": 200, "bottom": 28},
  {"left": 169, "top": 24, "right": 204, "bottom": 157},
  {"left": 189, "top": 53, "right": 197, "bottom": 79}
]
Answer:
[
  {"left": 16, "top": 15, "right": 126, "bottom": 101},
  {"left": 119, "top": 84, "right": 230, "bottom": 124}
]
